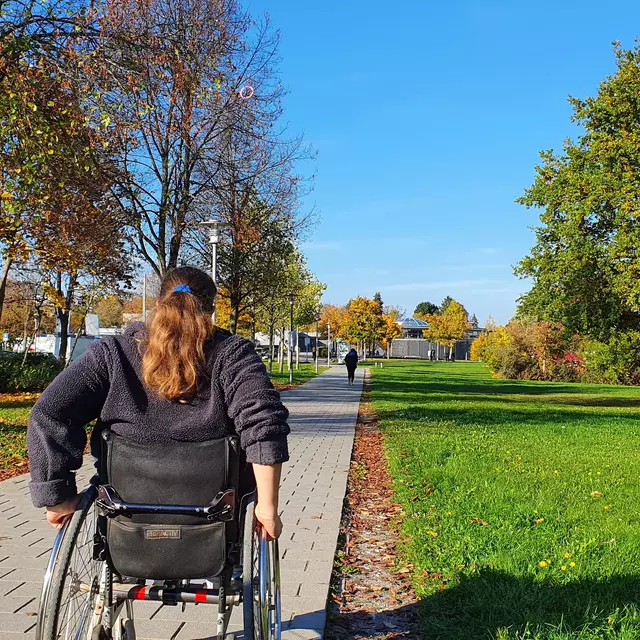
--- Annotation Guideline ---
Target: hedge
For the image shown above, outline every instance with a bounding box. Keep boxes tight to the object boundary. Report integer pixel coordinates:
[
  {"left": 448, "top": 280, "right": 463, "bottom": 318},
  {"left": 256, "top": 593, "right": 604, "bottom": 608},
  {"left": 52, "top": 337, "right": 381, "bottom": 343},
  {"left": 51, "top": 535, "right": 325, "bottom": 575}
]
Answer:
[{"left": 0, "top": 352, "right": 64, "bottom": 393}]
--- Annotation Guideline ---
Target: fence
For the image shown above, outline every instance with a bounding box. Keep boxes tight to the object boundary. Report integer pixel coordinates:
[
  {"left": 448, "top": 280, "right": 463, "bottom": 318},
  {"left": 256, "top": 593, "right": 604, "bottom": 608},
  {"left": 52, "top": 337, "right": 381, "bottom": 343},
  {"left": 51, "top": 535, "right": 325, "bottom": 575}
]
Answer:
[{"left": 390, "top": 339, "right": 472, "bottom": 360}]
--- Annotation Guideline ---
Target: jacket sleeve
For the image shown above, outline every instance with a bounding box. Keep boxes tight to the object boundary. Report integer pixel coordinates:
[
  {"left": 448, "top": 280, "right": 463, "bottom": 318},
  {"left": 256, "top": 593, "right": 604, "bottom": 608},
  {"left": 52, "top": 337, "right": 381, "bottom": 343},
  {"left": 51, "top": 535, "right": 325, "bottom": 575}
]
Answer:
[
  {"left": 27, "top": 342, "right": 111, "bottom": 508},
  {"left": 219, "top": 337, "right": 290, "bottom": 465}
]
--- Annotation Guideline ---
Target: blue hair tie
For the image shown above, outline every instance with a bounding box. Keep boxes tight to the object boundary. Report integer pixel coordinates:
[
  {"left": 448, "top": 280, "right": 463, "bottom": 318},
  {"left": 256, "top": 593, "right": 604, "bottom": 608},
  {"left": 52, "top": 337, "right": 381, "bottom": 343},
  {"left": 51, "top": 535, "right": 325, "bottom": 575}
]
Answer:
[{"left": 173, "top": 284, "right": 192, "bottom": 294}]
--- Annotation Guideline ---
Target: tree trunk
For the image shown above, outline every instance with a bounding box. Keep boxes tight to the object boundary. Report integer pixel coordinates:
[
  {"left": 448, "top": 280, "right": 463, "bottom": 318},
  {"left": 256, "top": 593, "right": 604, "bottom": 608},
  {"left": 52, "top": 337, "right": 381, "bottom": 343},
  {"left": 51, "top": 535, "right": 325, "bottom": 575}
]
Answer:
[
  {"left": 22, "top": 297, "right": 44, "bottom": 366},
  {"left": 57, "top": 308, "right": 70, "bottom": 362},
  {"left": 268, "top": 322, "right": 274, "bottom": 373},
  {"left": 55, "top": 272, "right": 77, "bottom": 362},
  {"left": 279, "top": 325, "right": 285, "bottom": 372},
  {"left": 0, "top": 256, "right": 12, "bottom": 325},
  {"left": 229, "top": 290, "right": 242, "bottom": 335},
  {"left": 250, "top": 308, "right": 256, "bottom": 344}
]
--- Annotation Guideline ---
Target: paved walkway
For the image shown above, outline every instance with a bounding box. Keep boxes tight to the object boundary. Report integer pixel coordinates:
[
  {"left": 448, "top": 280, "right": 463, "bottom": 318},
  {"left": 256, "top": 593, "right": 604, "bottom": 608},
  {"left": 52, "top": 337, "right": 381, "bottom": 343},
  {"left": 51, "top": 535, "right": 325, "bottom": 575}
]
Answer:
[{"left": 0, "top": 365, "right": 362, "bottom": 639}]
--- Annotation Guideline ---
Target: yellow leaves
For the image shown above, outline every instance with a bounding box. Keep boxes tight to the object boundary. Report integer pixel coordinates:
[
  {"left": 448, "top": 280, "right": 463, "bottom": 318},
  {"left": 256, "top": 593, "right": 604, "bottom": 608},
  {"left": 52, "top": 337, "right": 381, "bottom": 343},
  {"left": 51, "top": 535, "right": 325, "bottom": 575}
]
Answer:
[
  {"left": 426, "top": 530, "right": 438, "bottom": 538},
  {"left": 591, "top": 491, "right": 603, "bottom": 497},
  {"left": 1, "top": 191, "right": 12, "bottom": 200},
  {"left": 381, "top": 314, "right": 402, "bottom": 347},
  {"left": 423, "top": 300, "right": 471, "bottom": 346},
  {"left": 470, "top": 517, "right": 488, "bottom": 526},
  {"left": 42, "top": 284, "right": 67, "bottom": 310},
  {"left": 532, "top": 517, "right": 545, "bottom": 525}
]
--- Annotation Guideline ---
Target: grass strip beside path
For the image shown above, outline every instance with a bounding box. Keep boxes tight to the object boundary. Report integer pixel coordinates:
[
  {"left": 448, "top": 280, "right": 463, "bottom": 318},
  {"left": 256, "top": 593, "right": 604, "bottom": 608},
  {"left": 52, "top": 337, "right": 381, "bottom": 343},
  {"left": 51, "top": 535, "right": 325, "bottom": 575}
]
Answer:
[
  {"left": 373, "top": 360, "right": 640, "bottom": 640},
  {"left": 0, "top": 393, "right": 36, "bottom": 480},
  {"left": 269, "top": 363, "right": 328, "bottom": 390}
]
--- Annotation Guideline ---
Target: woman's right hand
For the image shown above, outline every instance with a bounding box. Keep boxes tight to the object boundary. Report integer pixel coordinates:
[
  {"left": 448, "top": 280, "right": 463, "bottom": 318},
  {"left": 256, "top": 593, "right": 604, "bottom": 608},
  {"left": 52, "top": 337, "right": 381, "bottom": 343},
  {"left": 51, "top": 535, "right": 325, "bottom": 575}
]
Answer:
[
  {"left": 255, "top": 503, "right": 283, "bottom": 540},
  {"left": 46, "top": 496, "right": 80, "bottom": 530}
]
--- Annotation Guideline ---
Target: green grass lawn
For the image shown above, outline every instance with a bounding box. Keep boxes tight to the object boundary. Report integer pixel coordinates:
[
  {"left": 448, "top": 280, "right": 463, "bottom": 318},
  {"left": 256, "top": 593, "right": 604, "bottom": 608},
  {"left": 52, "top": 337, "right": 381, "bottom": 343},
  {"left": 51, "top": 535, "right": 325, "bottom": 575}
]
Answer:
[
  {"left": 373, "top": 360, "right": 640, "bottom": 639},
  {"left": 0, "top": 395, "right": 34, "bottom": 474},
  {"left": 268, "top": 362, "right": 328, "bottom": 387}
]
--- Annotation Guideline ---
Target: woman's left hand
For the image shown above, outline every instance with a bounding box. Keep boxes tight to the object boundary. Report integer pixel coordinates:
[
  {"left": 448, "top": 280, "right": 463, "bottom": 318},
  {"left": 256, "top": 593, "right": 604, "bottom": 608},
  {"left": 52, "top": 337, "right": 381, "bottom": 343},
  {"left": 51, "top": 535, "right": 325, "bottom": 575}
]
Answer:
[{"left": 46, "top": 496, "right": 80, "bottom": 530}]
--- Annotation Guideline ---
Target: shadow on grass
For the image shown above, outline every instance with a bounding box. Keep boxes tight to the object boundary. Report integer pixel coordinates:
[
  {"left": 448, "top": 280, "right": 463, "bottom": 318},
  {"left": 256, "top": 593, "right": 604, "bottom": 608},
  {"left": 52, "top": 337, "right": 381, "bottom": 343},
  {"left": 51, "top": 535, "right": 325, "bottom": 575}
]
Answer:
[
  {"left": 417, "top": 568, "right": 640, "bottom": 639},
  {"left": 0, "top": 399, "right": 36, "bottom": 410},
  {"left": 373, "top": 375, "right": 618, "bottom": 397},
  {"left": 326, "top": 569, "right": 640, "bottom": 639}
]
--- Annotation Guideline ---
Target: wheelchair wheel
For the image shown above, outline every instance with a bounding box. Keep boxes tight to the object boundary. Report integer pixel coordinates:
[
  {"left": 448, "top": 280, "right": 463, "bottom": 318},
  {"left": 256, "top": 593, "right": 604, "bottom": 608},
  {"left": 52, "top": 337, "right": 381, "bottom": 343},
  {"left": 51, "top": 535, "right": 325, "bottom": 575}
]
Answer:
[
  {"left": 36, "top": 487, "right": 109, "bottom": 640},
  {"left": 242, "top": 504, "right": 281, "bottom": 640}
]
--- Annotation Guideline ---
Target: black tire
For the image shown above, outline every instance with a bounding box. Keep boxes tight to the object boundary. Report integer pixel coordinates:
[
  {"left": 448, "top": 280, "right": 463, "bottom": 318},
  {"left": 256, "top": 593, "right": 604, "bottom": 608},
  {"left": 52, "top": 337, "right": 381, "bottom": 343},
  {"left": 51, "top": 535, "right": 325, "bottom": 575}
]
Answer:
[
  {"left": 242, "top": 502, "right": 258, "bottom": 639},
  {"left": 242, "top": 503, "right": 281, "bottom": 640},
  {"left": 38, "top": 487, "right": 108, "bottom": 640}
]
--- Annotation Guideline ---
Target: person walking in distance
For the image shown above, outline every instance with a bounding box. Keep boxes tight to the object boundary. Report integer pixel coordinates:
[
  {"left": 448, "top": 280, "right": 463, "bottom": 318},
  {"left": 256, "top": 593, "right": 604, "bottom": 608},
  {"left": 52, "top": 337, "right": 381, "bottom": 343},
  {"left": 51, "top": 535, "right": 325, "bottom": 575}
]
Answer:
[{"left": 344, "top": 348, "right": 358, "bottom": 385}]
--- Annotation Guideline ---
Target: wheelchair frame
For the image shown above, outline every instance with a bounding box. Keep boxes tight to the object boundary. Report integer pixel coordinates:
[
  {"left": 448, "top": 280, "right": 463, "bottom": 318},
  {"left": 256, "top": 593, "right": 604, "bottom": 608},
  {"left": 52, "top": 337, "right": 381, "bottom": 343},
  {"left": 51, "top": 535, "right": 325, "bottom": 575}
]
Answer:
[{"left": 35, "top": 480, "right": 281, "bottom": 640}]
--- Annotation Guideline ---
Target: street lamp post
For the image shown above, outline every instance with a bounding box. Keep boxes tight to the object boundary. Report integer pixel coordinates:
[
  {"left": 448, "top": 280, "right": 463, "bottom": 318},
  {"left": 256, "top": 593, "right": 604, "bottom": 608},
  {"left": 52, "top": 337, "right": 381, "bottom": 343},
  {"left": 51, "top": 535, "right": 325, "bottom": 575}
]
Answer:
[
  {"left": 315, "top": 315, "right": 320, "bottom": 373},
  {"left": 327, "top": 322, "right": 331, "bottom": 367},
  {"left": 289, "top": 293, "right": 295, "bottom": 385},
  {"left": 199, "top": 219, "right": 229, "bottom": 325}
]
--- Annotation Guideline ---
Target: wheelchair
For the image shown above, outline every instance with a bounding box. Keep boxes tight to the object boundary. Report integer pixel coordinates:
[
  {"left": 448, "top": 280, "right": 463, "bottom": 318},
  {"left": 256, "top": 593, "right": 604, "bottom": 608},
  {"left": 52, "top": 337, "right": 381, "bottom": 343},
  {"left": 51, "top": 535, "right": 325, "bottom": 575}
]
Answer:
[{"left": 34, "top": 430, "right": 282, "bottom": 640}]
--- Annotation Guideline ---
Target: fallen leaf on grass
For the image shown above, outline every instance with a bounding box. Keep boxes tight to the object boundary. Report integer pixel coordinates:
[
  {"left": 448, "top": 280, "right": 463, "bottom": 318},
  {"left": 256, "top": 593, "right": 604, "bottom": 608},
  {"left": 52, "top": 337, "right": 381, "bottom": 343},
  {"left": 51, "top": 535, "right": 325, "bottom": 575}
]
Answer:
[
  {"left": 531, "top": 518, "right": 545, "bottom": 525},
  {"left": 591, "top": 491, "right": 603, "bottom": 497},
  {"left": 598, "top": 538, "right": 616, "bottom": 546},
  {"left": 470, "top": 517, "right": 488, "bottom": 526}
]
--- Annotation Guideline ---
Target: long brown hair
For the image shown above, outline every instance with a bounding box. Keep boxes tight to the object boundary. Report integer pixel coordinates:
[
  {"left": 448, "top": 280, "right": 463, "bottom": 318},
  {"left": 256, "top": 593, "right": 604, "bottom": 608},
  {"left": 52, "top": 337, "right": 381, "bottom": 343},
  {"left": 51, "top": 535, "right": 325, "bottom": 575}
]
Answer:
[{"left": 142, "top": 266, "right": 217, "bottom": 401}]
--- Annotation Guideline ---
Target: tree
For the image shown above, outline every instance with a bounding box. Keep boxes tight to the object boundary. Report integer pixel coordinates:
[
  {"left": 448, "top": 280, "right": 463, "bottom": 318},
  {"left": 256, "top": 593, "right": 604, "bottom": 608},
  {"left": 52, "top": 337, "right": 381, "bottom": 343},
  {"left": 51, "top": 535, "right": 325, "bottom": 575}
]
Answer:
[
  {"left": 517, "top": 43, "right": 640, "bottom": 340},
  {"left": 319, "top": 305, "right": 348, "bottom": 340},
  {"left": 342, "top": 297, "right": 385, "bottom": 352},
  {"left": 79, "top": 0, "right": 310, "bottom": 281},
  {"left": 94, "top": 295, "right": 124, "bottom": 328},
  {"left": 0, "top": 52, "right": 107, "bottom": 321},
  {"left": 380, "top": 314, "right": 401, "bottom": 354},
  {"left": 423, "top": 300, "right": 471, "bottom": 358},
  {"left": 383, "top": 304, "right": 404, "bottom": 321},
  {"left": 252, "top": 253, "right": 323, "bottom": 371},
  {"left": 414, "top": 301, "right": 438, "bottom": 316},
  {"left": 373, "top": 292, "right": 383, "bottom": 314},
  {"left": 439, "top": 296, "right": 455, "bottom": 315}
]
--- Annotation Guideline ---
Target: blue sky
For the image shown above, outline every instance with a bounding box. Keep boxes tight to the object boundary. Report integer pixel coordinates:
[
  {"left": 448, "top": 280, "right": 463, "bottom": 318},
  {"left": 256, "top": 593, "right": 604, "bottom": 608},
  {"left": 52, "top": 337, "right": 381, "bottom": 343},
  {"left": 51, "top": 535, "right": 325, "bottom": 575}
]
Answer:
[{"left": 248, "top": 0, "right": 640, "bottom": 324}]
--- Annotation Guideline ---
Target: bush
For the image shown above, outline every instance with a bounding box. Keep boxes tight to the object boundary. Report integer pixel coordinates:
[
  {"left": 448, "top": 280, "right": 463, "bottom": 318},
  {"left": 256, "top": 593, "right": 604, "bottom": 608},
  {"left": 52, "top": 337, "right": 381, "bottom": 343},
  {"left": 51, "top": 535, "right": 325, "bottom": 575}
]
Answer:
[
  {"left": 487, "top": 340, "right": 537, "bottom": 379},
  {"left": 580, "top": 332, "right": 640, "bottom": 385},
  {"left": 0, "top": 352, "right": 64, "bottom": 392},
  {"left": 470, "top": 334, "right": 487, "bottom": 361}
]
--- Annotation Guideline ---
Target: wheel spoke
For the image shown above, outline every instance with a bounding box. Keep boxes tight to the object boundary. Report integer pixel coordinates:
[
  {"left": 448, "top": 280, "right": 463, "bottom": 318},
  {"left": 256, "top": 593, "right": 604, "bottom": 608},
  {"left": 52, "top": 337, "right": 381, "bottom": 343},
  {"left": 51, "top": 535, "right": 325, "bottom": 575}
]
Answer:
[{"left": 47, "top": 498, "right": 106, "bottom": 640}]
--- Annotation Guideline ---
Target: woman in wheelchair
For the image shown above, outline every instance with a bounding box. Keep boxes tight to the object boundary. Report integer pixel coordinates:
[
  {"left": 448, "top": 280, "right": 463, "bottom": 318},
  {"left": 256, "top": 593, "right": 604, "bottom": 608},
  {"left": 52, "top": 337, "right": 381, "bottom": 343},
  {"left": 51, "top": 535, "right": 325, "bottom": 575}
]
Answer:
[{"left": 27, "top": 266, "right": 289, "bottom": 640}]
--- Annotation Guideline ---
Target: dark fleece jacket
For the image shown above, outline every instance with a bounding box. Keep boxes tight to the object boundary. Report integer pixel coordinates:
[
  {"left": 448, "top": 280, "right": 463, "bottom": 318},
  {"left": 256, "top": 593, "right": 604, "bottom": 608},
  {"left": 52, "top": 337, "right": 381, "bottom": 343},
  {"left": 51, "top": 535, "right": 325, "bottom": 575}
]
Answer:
[{"left": 27, "top": 323, "right": 290, "bottom": 508}]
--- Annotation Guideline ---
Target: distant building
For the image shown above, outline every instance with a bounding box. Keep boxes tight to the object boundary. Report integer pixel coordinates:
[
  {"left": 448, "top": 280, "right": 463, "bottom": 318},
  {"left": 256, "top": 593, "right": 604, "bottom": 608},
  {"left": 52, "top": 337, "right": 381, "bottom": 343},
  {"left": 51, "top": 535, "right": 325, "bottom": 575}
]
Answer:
[
  {"left": 391, "top": 315, "right": 484, "bottom": 360},
  {"left": 399, "top": 317, "right": 429, "bottom": 338}
]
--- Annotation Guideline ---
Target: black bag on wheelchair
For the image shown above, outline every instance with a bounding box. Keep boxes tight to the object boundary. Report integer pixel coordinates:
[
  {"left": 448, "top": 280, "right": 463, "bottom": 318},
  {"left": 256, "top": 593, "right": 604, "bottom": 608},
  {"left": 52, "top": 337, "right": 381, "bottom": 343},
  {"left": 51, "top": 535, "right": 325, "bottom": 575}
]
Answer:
[{"left": 101, "top": 431, "right": 241, "bottom": 581}]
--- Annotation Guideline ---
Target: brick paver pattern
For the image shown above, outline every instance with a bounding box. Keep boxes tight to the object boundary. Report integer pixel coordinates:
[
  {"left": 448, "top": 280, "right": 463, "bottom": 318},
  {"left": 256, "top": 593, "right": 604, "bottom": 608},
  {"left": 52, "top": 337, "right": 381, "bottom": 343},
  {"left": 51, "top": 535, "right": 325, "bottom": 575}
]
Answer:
[{"left": 0, "top": 365, "right": 361, "bottom": 640}]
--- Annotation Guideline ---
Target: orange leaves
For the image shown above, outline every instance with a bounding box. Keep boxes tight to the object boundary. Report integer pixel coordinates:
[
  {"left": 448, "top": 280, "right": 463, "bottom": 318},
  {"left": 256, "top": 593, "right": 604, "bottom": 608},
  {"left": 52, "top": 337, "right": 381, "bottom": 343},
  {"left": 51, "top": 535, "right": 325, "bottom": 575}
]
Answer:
[
  {"left": 0, "top": 392, "right": 41, "bottom": 408},
  {"left": 470, "top": 517, "right": 489, "bottom": 526},
  {"left": 319, "top": 304, "right": 349, "bottom": 339}
]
